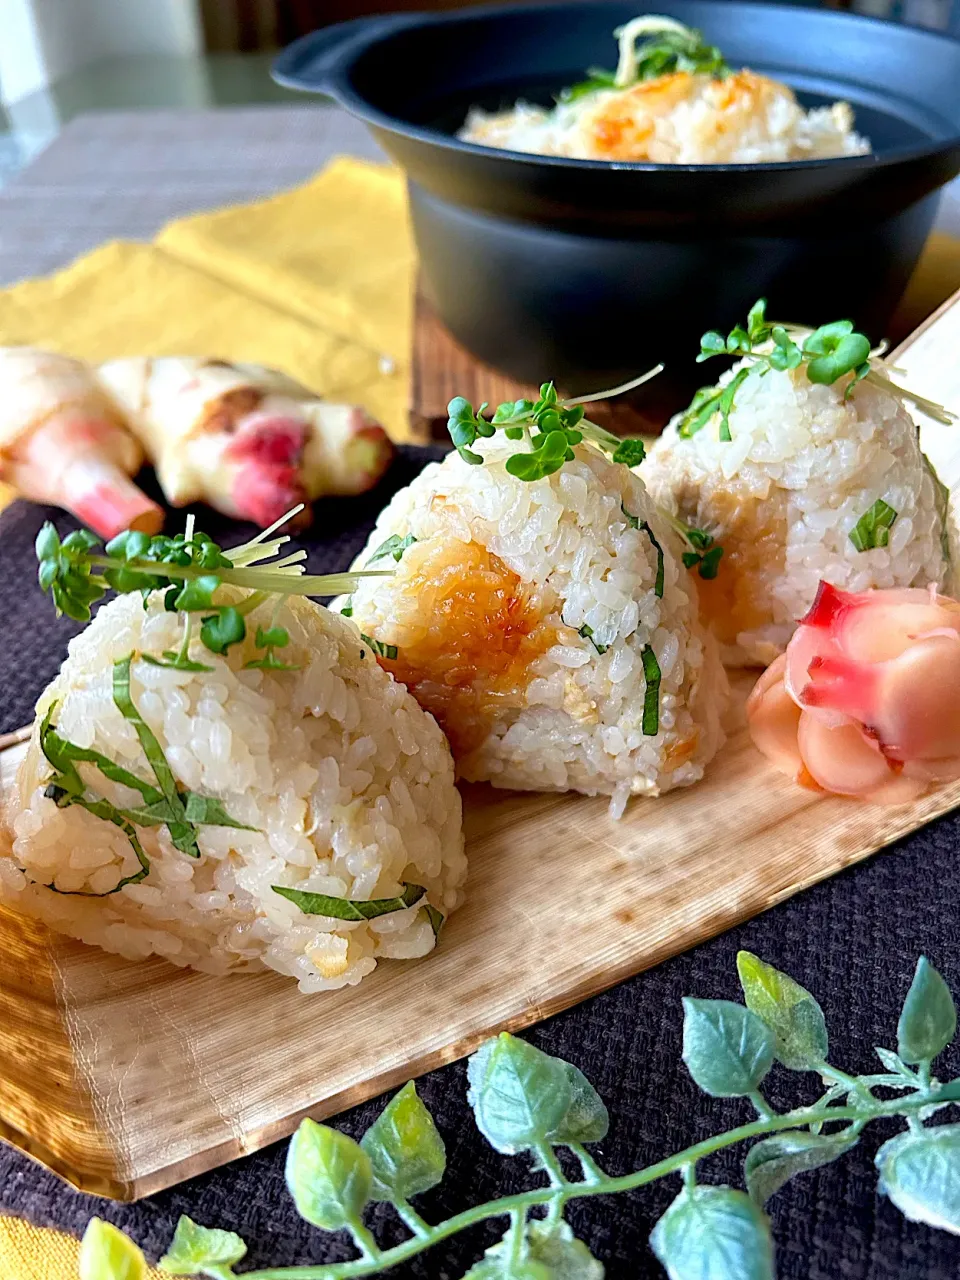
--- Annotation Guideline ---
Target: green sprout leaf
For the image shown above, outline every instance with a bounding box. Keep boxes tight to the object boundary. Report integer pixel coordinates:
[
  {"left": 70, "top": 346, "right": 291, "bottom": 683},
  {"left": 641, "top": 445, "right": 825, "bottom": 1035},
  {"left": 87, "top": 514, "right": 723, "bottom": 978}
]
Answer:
[
  {"left": 803, "top": 321, "right": 871, "bottom": 386},
  {"left": 897, "top": 957, "right": 957, "bottom": 1066},
  {"left": 650, "top": 1186, "right": 775, "bottom": 1280},
  {"left": 877, "top": 1124, "right": 960, "bottom": 1234},
  {"left": 698, "top": 331, "right": 728, "bottom": 362},
  {"left": 286, "top": 1118, "right": 372, "bottom": 1232},
  {"left": 255, "top": 625, "right": 289, "bottom": 649},
  {"left": 273, "top": 882, "right": 425, "bottom": 921},
  {"left": 683, "top": 545, "right": 724, "bottom": 580},
  {"left": 681, "top": 999, "right": 775, "bottom": 1098},
  {"left": 641, "top": 645, "right": 661, "bottom": 737},
  {"left": 467, "top": 1033, "right": 572, "bottom": 1155},
  {"left": 736, "top": 952, "right": 828, "bottom": 1071},
  {"left": 159, "top": 1215, "right": 247, "bottom": 1275},
  {"left": 448, "top": 396, "right": 491, "bottom": 465},
  {"left": 361, "top": 1080, "right": 446, "bottom": 1204},
  {"left": 171, "top": 574, "right": 221, "bottom": 613},
  {"left": 79, "top": 1219, "right": 146, "bottom": 1280},
  {"left": 506, "top": 430, "right": 569, "bottom": 482},
  {"left": 768, "top": 327, "right": 802, "bottom": 372},
  {"left": 746, "top": 299, "right": 770, "bottom": 345},
  {"left": 849, "top": 499, "right": 899, "bottom": 552},
  {"left": 200, "top": 607, "right": 246, "bottom": 655},
  {"left": 744, "top": 1131, "right": 858, "bottom": 1205},
  {"left": 612, "top": 438, "right": 646, "bottom": 466}
]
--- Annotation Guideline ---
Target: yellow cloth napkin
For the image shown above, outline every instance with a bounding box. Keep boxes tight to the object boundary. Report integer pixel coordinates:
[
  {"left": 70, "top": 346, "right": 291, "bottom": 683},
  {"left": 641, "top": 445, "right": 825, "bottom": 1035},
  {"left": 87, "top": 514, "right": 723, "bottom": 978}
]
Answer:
[
  {"left": 0, "top": 156, "right": 415, "bottom": 513},
  {"left": 0, "top": 1217, "right": 162, "bottom": 1280}
]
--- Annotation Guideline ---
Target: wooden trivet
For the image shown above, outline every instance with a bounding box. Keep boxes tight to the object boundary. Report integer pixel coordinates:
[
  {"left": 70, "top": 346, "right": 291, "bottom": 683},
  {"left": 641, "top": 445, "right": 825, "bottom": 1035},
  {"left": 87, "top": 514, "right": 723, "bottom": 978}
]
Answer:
[{"left": 409, "top": 289, "right": 688, "bottom": 444}]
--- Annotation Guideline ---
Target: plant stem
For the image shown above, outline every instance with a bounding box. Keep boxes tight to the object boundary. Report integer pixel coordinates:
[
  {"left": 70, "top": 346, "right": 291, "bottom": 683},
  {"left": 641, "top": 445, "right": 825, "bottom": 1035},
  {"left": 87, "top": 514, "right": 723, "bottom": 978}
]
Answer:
[
  {"left": 562, "top": 364, "right": 664, "bottom": 408},
  {"left": 749, "top": 1091, "right": 775, "bottom": 1120},
  {"left": 87, "top": 555, "right": 388, "bottom": 598},
  {"left": 347, "top": 1223, "right": 380, "bottom": 1263},
  {"left": 507, "top": 1208, "right": 526, "bottom": 1265},
  {"left": 568, "top": 1142, "right": 605, "bottom": 1185},
  {"left": 239, "top": 1085, "right": 960, "bottom": 1280},
  {"left": 681, "top": 1162, "right": 697, "bottom": 1190},
  {"left": 536, "top": 1143, "right": 568, "bottom": 1227},
  {"left": 392, "top": 1201, "right": 431, "bottom": 1240},
  {"left": 819, "top": 1063, "right": 876, "bottom": 1105},
  {"left": 175, "top": 614, "right": 193, "bottom": 665}
]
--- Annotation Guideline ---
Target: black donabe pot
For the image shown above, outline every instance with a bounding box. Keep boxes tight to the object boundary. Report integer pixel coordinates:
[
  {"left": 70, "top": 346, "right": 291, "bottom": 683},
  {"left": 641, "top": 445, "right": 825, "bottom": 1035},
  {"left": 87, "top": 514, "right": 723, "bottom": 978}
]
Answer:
[{"left": 275, "top": 1, "right": 960, "bottom": 391}]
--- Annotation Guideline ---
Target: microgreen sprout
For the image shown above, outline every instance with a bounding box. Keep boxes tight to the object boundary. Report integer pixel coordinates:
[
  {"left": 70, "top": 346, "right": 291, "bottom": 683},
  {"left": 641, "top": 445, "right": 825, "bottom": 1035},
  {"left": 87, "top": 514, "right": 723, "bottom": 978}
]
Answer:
[
  {"left": 559, "top": 16, "right": 728, "bottom": 101},
  {"left": 34, "top": 508, "right": 389, "bottom": 668},
  {"left": 681, "top": 298, "right": 955, "bottom": 441},
  {"left": 85, "top": 952, "right": 960, "bottom": 1280},
  {"left": 659, "top": 510, "right": 725, "bottom": 581},
  {"left": 446, "top": 368, "right": 662, "bottom": 481}
]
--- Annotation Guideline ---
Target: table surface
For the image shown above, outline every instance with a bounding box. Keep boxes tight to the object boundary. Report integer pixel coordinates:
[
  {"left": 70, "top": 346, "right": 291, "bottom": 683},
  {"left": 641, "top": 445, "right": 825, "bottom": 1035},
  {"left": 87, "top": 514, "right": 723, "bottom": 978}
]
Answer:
[{"left": 3, "top": 103, "right": 960, "bottom": 1280}]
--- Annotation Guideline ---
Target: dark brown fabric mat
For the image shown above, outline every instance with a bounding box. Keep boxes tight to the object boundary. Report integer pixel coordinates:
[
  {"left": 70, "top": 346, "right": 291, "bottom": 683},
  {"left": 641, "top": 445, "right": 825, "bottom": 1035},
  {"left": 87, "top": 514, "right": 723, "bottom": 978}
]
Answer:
[{"left": 1, "top": 449, "right": 960, "bottom": 1279}]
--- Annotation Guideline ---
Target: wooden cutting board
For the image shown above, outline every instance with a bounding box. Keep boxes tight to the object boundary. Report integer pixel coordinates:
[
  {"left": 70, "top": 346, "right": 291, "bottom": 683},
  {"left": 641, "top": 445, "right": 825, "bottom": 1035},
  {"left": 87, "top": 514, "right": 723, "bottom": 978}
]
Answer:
[{"left": 1, "top": 289, "right": 959, "bottom": 1202}]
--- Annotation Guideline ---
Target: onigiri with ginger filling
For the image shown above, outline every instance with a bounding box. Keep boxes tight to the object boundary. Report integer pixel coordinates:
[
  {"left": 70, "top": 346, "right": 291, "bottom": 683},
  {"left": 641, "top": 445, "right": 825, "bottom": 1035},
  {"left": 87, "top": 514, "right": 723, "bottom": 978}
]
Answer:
[
  {"left": 2, "top": 521, "right": 465, "bottom": 992},
  {"left": 643, "top": 301, "right": 952, "bottom": 667},
  {"left": 337, "top": 394, "right": 728, "bottom": 818}
]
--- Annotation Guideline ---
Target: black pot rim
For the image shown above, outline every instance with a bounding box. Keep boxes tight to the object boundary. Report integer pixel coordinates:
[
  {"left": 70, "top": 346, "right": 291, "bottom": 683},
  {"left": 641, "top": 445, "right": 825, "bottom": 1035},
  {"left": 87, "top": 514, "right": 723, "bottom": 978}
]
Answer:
[{"left": 273, "top": 0, "right": 960, "bottom": 176}]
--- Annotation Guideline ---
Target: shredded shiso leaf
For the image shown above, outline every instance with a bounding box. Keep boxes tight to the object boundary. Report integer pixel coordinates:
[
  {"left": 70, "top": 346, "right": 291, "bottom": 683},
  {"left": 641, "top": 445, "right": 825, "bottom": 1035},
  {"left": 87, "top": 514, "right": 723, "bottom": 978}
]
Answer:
[{"left": 850, "top": 498, "right": 899, "bottom": 552}]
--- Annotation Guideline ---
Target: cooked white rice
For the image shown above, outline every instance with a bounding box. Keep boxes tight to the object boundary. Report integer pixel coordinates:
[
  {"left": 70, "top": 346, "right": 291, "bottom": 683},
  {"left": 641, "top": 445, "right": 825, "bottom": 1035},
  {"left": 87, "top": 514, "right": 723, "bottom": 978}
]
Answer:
[
  {"left": 337, "top": 438, "right": 728, "bottom": 818},
  {"left": 643, "top": 362, "right": 949, "bottom": 667},
  {"left": 1, "top": 592, "right": 466, "bottom": 991},
  {"left": 459, "top": 70, "right": 870, "bottom": 164}
]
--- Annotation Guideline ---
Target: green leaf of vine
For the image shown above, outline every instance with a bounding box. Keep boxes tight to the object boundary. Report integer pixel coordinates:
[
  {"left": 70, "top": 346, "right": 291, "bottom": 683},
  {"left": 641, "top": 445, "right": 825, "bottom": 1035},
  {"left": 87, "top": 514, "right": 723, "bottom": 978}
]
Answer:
[
  {"left": 467, "top": 1034, "right": 571, "bottom": 1155},
  {"left": 681, "top": 999, "right": 775, "bottom": 1097},
  {"left": 737, "top": 952, "right": 828, "bottom": 1070},
  {"left": 361, "top": 1081, "right": 446, "bottom": 1204},
  {"left": 744, "top": 1130, "right": 858, "bottom": 1205},
  {"left": 159, "top": 1215, "right": 247, "bottom": 1275},
  {"left": 650, "top": 1186, "right": 775, "bottom": 1280},
  {"left": 79, "top": 1219, "right": 147, "bottom": 1280},
  {"left": 877, "top": 1124, "right": 960, "bottom": 1233},
  {"left": 285, "top": 1119, "right": 372, "bottom": 1231},
  {"left": 898, "top": 957, "right": 957, "bottom": 1065}
]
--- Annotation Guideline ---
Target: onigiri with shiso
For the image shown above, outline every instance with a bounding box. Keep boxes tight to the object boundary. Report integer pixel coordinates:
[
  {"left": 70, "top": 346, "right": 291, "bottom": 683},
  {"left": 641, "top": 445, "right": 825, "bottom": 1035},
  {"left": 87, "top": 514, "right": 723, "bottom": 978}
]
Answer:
[
  {"left": 337, "top": 384, "right": 728, "bottom": 818},
  {"left": 643, "top": 302, "right": 952, "bottom": 667},
  {"left": 1, "top": 521, "right": 465, "bottom": 992}
]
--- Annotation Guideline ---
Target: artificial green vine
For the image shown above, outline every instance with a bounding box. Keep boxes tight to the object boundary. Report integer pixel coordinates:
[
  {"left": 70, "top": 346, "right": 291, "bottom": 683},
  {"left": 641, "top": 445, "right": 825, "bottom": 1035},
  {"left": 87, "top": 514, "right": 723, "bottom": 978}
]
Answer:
[{"left": 80, "top": 952, "right": 960, "bottom": 1280}]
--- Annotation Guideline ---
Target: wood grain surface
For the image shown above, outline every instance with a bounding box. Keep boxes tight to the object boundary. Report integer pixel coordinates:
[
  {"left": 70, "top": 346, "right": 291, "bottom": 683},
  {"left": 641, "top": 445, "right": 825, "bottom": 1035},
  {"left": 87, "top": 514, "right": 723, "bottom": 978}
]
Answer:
[
  {"left": 409, "top": 290, "right": 684, "bottom": 443},
  {"left": 0, "top": 290, "right": 958, "bottom": 1202}
]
